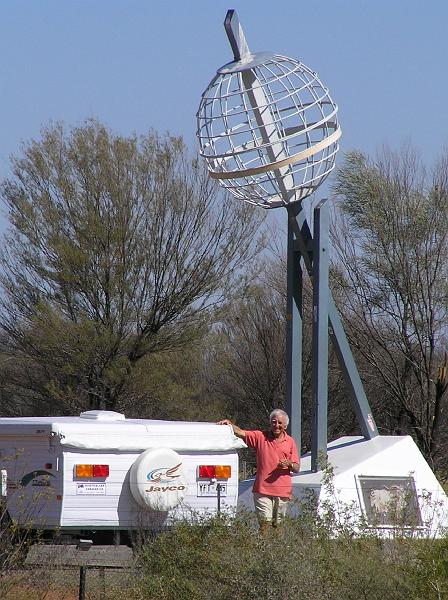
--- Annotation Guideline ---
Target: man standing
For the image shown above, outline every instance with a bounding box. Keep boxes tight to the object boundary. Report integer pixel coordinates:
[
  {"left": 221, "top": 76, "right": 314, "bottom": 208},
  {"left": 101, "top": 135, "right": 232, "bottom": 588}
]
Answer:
[{"left": 218, "top": 409, "right": 299, "bottom": 531}]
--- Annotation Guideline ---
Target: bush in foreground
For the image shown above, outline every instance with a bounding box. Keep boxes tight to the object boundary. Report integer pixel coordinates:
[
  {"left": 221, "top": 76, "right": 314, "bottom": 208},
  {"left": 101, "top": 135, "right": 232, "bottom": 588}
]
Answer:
[{"left": 131, "top": 511, "right": 448, "bottom": 600}]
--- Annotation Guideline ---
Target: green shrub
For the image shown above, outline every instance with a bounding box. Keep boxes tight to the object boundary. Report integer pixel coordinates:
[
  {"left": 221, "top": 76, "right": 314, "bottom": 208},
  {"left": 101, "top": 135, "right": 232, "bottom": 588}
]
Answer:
[{"left": 132, "top": 507, "right": 448, "bottom": 600}]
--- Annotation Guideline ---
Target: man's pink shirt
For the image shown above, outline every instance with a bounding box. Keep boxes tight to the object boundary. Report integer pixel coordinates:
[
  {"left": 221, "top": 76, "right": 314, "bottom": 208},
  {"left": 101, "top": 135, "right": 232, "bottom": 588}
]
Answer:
[{"left": 244, "top": 430, "right": 299, "bottom": 499}]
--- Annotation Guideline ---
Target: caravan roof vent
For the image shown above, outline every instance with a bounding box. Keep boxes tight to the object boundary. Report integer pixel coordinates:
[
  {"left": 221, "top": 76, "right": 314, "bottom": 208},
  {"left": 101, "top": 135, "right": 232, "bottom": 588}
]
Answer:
[{"left": 79, "top": 410, "right": 126, "bottom": 421}]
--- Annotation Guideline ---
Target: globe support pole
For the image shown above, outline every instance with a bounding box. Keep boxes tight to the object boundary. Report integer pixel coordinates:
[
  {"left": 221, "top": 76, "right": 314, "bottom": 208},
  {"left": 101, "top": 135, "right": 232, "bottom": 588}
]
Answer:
[
  {"left": 287, "top": 205, "right": 379, "bottom": 448},
  {"left": 285, "top": 203, "right": 303, "bottom": 451},
  {"left": 311, "top": 200, "right": 330, "bottom": 471}
]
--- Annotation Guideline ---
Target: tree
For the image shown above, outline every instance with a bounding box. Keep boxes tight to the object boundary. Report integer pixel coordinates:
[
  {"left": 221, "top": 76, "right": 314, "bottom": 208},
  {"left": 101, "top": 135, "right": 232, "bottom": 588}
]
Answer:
[
  {"left": 332, "top": 146, "right": 448, "bottom": 471},
  {"left": 210, "top": 282, "right": 286, "bottom": 427},
  {"left": 204, "top": 250, "right": 358, "bottom": 452},
  {"left": 0, "top": 120, "right": 264, "bottom": 414}
]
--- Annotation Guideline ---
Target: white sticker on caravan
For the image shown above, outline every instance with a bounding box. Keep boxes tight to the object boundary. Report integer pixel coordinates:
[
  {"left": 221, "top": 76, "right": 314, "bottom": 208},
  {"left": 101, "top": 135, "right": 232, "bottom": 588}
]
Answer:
[{"left": 76, "top": 483, "right": 106, "bottom": 495}]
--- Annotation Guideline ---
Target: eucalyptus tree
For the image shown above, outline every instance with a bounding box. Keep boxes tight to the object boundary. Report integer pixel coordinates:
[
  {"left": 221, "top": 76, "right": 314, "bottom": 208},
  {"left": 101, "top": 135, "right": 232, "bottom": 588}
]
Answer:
[
  {"left": 0, "top": 120, "right": 264, "bottom": 414},
  {"left": 206, "top": 251, "right": 357, "bottom": 451},
  {"left": 332, "top": 147, "right": 448, "bottom": 470}
]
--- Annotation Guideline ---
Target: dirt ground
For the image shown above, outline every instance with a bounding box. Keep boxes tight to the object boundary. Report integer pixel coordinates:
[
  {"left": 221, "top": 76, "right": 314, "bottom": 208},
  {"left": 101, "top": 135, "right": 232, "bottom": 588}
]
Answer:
[
  {"left": 4, "top": 588, "right": 78, "bottom": 600},
  {"left": 1, "top": 568, "right": 130, "bottom": 599}
]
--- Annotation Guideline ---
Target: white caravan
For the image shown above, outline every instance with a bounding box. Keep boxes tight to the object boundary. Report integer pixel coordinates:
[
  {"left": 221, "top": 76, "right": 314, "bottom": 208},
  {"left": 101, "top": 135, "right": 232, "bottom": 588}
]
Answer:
[{"left": 0, "top": 410, "right": 244, "bottom": 535}]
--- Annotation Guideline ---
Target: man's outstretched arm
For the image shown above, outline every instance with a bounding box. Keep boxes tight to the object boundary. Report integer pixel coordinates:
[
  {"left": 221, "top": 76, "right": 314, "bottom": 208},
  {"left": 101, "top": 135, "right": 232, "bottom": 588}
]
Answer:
[{"left": 217, "top": 419, "right": 246, "bottom": 439}]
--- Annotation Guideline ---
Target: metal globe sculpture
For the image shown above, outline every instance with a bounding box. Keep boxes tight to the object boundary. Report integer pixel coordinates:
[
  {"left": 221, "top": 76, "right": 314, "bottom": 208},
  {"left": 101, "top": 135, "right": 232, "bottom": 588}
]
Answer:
[{"left": 197, "top": 11, "right": 341, "bottom": 209}]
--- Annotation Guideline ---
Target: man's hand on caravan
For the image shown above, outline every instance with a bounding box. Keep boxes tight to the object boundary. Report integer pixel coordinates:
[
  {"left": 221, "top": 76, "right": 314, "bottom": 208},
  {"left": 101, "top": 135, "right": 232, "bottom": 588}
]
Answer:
[{"left": 217, "top": 419, "right": 246, "bottom": 439}]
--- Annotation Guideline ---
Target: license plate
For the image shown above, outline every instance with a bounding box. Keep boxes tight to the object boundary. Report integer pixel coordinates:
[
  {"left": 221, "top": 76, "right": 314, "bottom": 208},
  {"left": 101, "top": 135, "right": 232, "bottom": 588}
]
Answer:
[{"left": 197, "top": 482, "right": 227, "bottom": 497}]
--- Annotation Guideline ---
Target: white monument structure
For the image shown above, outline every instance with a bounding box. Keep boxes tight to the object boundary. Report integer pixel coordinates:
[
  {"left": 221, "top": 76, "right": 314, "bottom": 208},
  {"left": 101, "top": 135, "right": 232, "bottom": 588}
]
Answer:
[{"left": 197, "top": 10, "right": 448, "bottom": 534}]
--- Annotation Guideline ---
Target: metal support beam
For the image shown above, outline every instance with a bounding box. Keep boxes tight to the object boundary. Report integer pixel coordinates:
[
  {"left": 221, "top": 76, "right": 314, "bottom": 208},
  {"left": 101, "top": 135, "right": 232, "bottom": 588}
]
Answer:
[
  {"left": 327, "top": 295, "right": 378, "bottom": 438},
  {"left": 311, "top": 200, "right": 329, "bottom": 471},
  {"left": 287, "top": 203, "right": 379, "bottom": 441},
  {"left": 285, "top": 204, "right": 303, "bottom": 450}
]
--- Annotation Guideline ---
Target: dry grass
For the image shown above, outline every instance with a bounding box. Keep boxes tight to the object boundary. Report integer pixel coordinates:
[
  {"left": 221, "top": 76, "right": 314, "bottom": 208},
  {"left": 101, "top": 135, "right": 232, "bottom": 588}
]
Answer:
[{"left": 2, "top": 568, "right": 134, "bottom": 600}]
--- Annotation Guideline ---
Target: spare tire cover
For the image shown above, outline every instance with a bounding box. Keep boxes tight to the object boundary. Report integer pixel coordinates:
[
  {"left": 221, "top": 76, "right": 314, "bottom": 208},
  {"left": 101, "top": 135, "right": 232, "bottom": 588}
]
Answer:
[{"left": 130, "top": 447, "right": 188, "bottom": 511}]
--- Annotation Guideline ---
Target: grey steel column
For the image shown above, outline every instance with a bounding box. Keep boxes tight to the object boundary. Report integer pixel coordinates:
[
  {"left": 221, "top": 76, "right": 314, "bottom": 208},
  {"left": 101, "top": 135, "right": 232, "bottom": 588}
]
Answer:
[
  {"left": 288, "top": 207, "right": 379, "bottom": 440},
  {"left": 285, "top": 205, "right": 303, "bottom": 450},
  {"left": 327, "top": 296, "right": 378, "bottom": 438},
  {"left": 311, "top": 200, "right": 329, "bottom": 471}
]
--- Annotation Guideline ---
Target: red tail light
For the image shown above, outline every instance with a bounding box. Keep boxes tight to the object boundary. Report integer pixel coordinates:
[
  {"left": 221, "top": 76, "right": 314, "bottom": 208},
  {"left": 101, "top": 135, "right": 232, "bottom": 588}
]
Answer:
[
  {"left": 75, "top": 464, "right": 109, "bottom": 478},
  {"left": 93, "top": 464, "right": 109, "bottom": 477},
  {"left": 198, "top": 465, "right": 215, "bottom": 478},
  {"left": 198, "top": 465, "right": 231, "bottom": 479}
]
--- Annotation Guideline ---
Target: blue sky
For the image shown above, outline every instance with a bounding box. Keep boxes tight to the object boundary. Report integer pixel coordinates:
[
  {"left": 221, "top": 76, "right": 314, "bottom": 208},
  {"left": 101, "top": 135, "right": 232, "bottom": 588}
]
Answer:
[{"left": 1, "top": 1, "right": 447, "bottom": 225}]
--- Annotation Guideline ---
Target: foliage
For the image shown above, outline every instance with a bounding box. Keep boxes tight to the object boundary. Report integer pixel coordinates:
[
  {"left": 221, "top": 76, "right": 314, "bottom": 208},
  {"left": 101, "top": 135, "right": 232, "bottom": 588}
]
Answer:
[
  {"left": 2, "top": 463, "right": 448, "bottom": 600},
  {"left": 205, "top": 245, "right": 362, "bottom": 450},
  {"left": 131, "top": 511, "right": 447, "bottom": 600},
  {"left": 119, "top": 342, "right": 223, "bottom": 421},
  {"left": 332, "top": 146, "right": 448, "bottom": 472},
  {"left": 0, "top": 120, "right": 264, "bottom": 414},
  {"left": 208, "top": 279, "right": 287, "bottom": 428},
  {"left": 0, "top": 499, "right": 45, "bottom": 598}
]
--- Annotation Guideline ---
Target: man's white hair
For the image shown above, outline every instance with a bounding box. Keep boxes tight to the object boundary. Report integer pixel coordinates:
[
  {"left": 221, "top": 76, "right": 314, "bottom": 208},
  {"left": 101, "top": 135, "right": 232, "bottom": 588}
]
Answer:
[{"left": 269, "top": 409, "right": 289, "bottom": 427}]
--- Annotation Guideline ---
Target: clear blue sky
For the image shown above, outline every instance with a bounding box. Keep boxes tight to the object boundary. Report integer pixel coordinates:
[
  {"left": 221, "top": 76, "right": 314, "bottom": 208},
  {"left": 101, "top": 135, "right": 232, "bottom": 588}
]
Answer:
[{"left": 1, "top": 1, "right": 447, "bottom": 218}]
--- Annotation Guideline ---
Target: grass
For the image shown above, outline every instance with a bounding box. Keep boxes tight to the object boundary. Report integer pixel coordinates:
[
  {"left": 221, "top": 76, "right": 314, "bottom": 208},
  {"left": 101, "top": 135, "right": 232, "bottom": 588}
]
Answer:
[
  {"left": 2, "top": 470, "right": 448, "bottom": 599},
  {"left": 1, "top": 513, "right": 448, "bottom": 600},
  {"left": 1, "top": 568, "right": 134, "bottom": 600},
  {"left": 133, "top": 512, "right": 448, "bottom": 600}
]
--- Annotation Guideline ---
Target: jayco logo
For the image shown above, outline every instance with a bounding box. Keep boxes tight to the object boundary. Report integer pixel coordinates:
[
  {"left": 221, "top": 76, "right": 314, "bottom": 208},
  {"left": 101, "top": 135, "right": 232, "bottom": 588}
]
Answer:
[
  {"left": 146, "top": 463, "right": 182, "bottom": 483},
  {"left": 146, "top": 484, "right": 186, "bottom": 492}
]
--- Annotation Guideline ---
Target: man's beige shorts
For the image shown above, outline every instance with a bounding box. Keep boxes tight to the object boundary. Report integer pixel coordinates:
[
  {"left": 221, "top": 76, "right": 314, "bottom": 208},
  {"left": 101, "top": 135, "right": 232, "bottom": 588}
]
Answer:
[{"left": 253, "top": 493, "right": 289, "bottom": 526}]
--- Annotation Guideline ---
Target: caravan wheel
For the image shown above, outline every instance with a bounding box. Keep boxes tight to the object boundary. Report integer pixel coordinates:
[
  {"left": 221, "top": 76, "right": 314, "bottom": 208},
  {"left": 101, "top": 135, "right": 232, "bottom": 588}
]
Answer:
[{"left": 129, "top": 448, "right": 187, "bottom": 511}]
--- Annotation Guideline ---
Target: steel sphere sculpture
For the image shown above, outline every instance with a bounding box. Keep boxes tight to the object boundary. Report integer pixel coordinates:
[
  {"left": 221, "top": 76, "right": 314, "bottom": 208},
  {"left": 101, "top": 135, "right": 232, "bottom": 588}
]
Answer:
[{"left": 197, "top": 11, "right": 341, "bottom": 209}]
